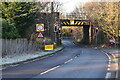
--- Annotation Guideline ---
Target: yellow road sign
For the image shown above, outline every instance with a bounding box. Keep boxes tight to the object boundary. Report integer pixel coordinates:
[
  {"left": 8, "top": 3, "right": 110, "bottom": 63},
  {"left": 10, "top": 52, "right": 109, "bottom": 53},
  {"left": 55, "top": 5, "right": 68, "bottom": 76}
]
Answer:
[{"left": 45, "top": 45, "right": 54, "bottom": 50}]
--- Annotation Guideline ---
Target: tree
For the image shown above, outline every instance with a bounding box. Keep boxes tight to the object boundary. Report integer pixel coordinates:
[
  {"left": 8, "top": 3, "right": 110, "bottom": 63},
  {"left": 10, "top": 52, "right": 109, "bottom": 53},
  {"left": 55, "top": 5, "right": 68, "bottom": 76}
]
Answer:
[
  {"left": 2, "top": 19, "right": 20, "bottom": 39},
  {"left": 83, "top": 2, "right": 119, "bottom": 41},
  {"left": 2, "top": 2, "right": 38, "bottom": 38}
]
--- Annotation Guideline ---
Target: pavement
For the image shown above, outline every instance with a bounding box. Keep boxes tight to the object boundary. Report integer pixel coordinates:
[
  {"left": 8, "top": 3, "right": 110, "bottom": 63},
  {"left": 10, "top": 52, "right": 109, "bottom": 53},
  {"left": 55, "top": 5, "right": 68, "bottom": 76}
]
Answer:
[
  {"left": 1, "top": 40, "right": 116, "bottom": 79},
  {"left": 1, "top": 46, "right": 64, "bottom": 69}
]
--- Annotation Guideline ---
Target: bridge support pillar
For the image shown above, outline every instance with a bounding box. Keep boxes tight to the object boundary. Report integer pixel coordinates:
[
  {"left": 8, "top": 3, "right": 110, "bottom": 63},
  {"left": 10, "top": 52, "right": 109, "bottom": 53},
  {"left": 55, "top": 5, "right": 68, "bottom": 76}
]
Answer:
[{"left": 82, "top": 25, "right": 90, "bottom": 44}]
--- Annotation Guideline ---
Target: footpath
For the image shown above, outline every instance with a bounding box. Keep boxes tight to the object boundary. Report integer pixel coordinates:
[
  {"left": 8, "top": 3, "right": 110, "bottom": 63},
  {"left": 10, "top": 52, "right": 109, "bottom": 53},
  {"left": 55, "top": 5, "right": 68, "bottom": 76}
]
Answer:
[{"left": 1, "top": 46, "right": 64, "bottom": 69}]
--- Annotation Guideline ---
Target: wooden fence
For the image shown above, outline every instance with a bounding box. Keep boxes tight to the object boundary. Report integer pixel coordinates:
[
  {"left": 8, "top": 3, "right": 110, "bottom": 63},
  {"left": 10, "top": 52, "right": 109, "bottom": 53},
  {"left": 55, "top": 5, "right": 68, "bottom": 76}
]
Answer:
[{"left": 2, "top": 39, "right": 43, "bottom": 58}]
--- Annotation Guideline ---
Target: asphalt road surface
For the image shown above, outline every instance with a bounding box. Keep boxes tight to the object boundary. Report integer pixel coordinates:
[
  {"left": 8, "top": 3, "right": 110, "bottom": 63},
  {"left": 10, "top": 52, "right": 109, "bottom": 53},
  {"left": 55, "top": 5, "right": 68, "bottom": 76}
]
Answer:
[{"left": 2, "top": 40, "right": 115, "bottom": 79}]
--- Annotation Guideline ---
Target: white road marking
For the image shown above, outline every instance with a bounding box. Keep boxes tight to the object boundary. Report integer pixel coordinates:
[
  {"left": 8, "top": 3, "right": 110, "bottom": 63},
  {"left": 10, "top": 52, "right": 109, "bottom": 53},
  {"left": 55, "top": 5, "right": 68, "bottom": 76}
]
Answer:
[
  {"left": 64, "top": 59, "right": 73, "bottom": 64},
  {"left": 105, "top": 72, "right": 111, "bottom": 78},
  {"left": 107, "top": 68, "right": 110, "bottom": 71},
  {"left": 108, "top": 61, "right": 111, "bottom": 65},
  {"left": 104, "top": 52, "right": 111, "bottom": 60},
  {"left": 116, "top": 68, "right": 118, "bottom": 79},
  {"left": 75, "top": 56, "right": 77, "bottom": 58},
  {"left": 40, "top": 66, "right": 60, "bottom": 75},
  {"left": 102, "top": 51, "right": 112, "bottom": 78},
  {"left": 109, "top": 60, "right": 111, "bottom": 62},
  {"left": 108, "top": 65, "right": 111, "bottom": 68}
]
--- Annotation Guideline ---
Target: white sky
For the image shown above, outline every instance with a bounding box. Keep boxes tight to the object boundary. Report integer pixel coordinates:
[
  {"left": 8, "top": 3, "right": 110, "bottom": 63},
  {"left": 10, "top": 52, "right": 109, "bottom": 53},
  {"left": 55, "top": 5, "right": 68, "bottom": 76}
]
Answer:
[{"left": 57, "top": 0, "right": 91, "bottom": 13}]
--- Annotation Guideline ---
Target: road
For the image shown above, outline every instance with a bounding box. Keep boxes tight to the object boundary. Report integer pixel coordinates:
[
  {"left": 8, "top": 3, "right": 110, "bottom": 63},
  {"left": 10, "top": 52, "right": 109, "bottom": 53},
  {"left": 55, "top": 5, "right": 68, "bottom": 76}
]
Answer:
[{"left": 2, "top": 40, "right": 115, "bottom": 79}]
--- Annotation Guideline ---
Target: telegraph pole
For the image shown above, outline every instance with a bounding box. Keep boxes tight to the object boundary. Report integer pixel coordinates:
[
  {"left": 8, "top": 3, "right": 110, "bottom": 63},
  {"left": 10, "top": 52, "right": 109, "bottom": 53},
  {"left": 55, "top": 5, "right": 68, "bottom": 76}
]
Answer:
[{"left": 50, "top": 2, "right": 55, "bottom": 44}]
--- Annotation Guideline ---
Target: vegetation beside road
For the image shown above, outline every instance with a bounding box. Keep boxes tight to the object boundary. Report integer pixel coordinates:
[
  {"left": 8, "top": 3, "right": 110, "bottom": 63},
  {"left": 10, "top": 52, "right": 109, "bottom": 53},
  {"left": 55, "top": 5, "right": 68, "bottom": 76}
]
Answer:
[
  {"left": 83, "top": 2, "right": 119, "bottom": 42},
  {"left": 1, "top": 2, "right": 38, "bottom": 39}
]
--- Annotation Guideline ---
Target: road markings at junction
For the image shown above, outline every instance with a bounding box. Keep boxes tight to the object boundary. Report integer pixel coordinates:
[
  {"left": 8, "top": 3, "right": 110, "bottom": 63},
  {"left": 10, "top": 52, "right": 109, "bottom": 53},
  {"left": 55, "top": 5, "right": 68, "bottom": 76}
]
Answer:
[
  {"left": 109, "top": 59, "right": 111, "bottom": 62},
  {"left": 104, "top": 52, "right": 111, "bottom": 60},
  {"left": 101, "top": 51, "right": 112, "bottom": 78},
  {"left": 108, "top": 61, "right": 111, "bottom": 65},
  {"left": 108, "top": 64, "right": 111, "bottom": 68},
  {"left": 40, "top": 66, "right": 60, "bottom": 75},
  {"left": 105, "top": 72, "right": 111, "bottom": 78},
  {"left": 107, "top": 68, "right": 110, "bottom": 71}
]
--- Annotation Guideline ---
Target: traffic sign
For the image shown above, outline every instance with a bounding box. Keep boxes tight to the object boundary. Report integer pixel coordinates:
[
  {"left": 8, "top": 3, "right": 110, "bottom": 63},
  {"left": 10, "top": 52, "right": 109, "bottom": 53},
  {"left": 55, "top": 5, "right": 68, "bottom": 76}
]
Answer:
[
  {"left": 70, "top": 20, "right": 74, "bottom": 25},
  {"left": 37, "top": 32, "right": 44, "bottom": 38},
  {"left": 44, "top": 45, "right": 54, "bottom": 50},
  {"left": 36, "top": 24, "right": 44, "bottom": 32}
]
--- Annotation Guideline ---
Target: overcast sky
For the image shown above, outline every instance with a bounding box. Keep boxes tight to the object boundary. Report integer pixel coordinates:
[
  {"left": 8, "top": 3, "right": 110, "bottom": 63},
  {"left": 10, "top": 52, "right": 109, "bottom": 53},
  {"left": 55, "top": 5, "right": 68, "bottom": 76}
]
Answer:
[
  {"left": 40, "top": 0, "right": 119, "bottom": 13},
  {"left": 57, "top": 0, "right": 91, "bottom": 13}
]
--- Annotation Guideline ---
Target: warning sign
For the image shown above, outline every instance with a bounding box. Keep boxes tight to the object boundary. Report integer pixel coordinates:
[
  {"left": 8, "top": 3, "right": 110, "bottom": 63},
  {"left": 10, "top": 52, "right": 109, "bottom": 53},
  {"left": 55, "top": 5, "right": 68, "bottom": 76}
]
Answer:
[
  {"left": 36, "top": 24, "right": 44, "bottom": 32},
  {"left": 45, "top": 45, "right": 54, "bottom": 50},
  {"left": 70, "top": 20, "right": 74, "bottom": 25},
  {"left": 37, "top": 32, "right": 44, "bottom": 38}
]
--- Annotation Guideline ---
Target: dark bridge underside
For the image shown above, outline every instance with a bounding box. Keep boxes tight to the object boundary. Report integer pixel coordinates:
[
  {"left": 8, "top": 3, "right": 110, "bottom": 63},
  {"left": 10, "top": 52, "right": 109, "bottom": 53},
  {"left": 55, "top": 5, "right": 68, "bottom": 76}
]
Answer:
[{"left": 60, "top": 19, "right": 91, "bottom": 44}]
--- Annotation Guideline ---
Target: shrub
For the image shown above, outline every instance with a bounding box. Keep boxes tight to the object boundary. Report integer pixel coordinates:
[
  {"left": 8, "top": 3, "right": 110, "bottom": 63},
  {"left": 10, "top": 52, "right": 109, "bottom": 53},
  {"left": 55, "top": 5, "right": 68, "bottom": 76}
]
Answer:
[{"left": 2, "top": 19, "right": 20, "bottom": 39}]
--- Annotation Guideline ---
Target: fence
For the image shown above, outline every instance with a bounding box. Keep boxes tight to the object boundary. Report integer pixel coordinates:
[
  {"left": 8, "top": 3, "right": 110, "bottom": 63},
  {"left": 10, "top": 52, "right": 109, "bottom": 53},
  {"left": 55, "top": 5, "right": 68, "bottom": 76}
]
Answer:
[{"left": 2, "top": 39, "right": 43, "bottom": 58}]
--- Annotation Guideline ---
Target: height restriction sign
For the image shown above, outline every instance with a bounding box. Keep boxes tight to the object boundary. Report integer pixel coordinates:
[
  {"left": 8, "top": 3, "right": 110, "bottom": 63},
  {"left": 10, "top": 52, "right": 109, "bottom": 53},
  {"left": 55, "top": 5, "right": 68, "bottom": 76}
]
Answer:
[
  {"left": 36, "top": 24, "right": 44, "bottom": 32},
  {"left": 70, "top": 20, "right": 74, "bottom": 25}
]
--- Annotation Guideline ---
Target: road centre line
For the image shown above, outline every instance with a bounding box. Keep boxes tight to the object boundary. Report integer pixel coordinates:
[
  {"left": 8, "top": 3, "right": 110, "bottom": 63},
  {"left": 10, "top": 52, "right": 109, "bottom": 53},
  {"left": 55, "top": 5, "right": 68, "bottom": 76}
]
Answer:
[
  {"left": 40, "top": 66, "right": 60, "bottom": 75},
  {"left": 75, "top": 56, "right": 77, "bottom": 58},
  {"left": 64, "top": 59, "right": 73, "bottom": 64}
]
